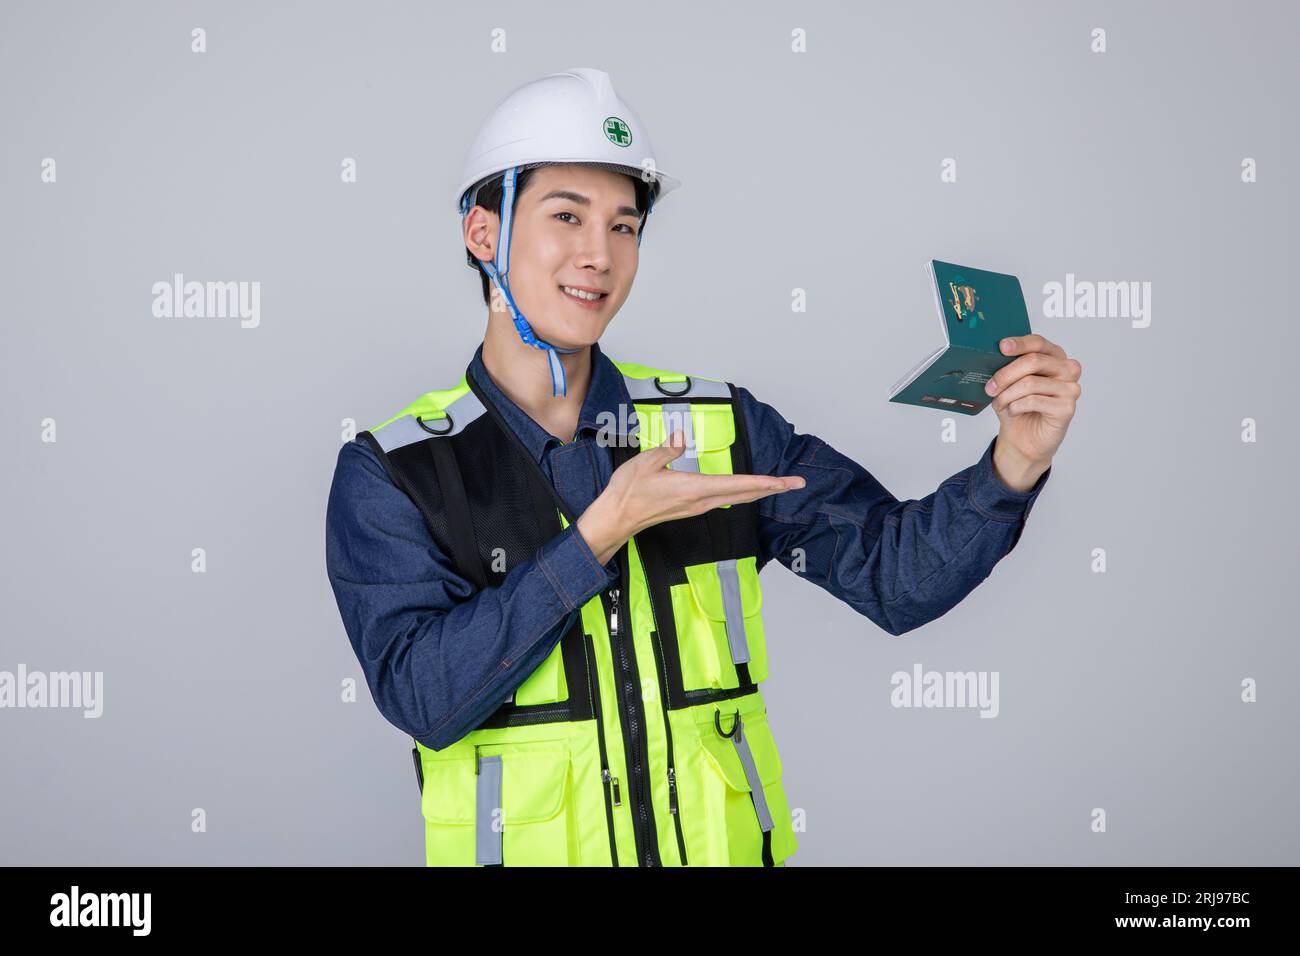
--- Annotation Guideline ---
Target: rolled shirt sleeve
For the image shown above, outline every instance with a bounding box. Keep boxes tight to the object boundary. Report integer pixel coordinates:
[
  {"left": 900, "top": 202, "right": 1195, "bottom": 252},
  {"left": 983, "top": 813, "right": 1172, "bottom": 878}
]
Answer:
[
  {"left": 736, "top": 387, "right": 1050, "bottom": 637},
  {"left": 325, "top": 439, "right": 615, "bottom": 751}
]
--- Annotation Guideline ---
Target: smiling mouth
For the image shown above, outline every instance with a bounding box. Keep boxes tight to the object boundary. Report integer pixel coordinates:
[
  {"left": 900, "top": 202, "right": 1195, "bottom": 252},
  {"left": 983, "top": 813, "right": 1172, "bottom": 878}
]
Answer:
[{"left": 559, "top": 285, "right": 610, "bottom": 307}]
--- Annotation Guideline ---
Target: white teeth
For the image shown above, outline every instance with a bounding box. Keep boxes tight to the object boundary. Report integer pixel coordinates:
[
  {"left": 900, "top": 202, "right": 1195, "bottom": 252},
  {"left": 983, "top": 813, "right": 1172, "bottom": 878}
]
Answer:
[{"left": 562, "top": 286, "right": 605, "bottom": 301}]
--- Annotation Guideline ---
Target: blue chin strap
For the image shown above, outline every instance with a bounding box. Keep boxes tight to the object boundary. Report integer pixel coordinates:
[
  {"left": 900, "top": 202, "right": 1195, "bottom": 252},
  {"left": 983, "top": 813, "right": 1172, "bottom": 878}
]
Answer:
[{"left": 462, "top": 164, "right": 656, "bottom": 398}]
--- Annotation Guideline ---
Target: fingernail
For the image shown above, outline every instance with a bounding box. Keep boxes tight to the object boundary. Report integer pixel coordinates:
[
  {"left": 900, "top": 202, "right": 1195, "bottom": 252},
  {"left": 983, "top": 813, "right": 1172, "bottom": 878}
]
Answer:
[{"left": 986, "top": 380, "right": 998, "bottom": 395}]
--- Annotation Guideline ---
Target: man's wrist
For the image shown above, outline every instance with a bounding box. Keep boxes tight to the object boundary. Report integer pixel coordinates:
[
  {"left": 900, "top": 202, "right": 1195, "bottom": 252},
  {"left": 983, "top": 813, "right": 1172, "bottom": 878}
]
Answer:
[
  {"left": 576, "top": 499, "right": 629, "bottom": 566},
  {"left": 991, "top": 434, "right": 1051, "bottom": 493}
]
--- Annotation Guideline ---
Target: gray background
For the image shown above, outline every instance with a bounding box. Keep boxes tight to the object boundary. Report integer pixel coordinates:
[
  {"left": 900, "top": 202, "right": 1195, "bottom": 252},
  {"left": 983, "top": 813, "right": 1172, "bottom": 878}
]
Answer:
[{"left": 2, "top": 0, "right": 1295, "bottom": 865}]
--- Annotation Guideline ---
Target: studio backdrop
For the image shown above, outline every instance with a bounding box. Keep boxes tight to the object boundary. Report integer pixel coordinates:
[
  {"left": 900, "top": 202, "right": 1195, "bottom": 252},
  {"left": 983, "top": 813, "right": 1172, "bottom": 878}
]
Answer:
[{"left": 1, "top": 0, "right": 1295, "bottom": 865}]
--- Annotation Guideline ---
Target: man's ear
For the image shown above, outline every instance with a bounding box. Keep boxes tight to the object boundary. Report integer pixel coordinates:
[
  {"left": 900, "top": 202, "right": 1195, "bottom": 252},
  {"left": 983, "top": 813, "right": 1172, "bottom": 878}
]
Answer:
[{"left": 463, "top": 206, "right": 499, "bottom": 267}]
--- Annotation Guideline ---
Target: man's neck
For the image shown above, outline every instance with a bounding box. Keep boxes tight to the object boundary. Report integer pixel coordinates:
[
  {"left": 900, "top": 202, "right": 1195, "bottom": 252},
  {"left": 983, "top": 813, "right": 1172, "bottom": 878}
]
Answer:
[{"left": 481, "top": 311, "right": 592, "bottom": 443}]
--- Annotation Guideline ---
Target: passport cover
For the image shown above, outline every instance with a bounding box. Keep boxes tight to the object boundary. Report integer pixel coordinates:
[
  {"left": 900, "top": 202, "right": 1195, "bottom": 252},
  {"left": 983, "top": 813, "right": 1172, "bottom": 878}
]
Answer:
[{"left": 888, "top": 260, "right": 1032, "bottom": 415}]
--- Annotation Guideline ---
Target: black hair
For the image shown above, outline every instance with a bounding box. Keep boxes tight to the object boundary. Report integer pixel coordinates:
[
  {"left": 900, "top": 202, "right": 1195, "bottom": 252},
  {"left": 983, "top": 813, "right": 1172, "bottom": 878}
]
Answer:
[{"left": 463, "top": 164, "right": 658, "bottom": 306}]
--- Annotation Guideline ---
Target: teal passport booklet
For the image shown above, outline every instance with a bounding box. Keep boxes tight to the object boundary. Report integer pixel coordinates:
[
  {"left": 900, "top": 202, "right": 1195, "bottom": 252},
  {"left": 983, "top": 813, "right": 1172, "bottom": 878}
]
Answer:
[{"left": 888, "top": 260, "right": 1032, "bottom": 415}]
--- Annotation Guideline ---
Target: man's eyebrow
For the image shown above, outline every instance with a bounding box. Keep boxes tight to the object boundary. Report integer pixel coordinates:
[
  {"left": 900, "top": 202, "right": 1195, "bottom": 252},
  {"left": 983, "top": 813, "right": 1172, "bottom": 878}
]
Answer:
[{"left": 538, "top": 189, "right": 640, "bottom": 220}]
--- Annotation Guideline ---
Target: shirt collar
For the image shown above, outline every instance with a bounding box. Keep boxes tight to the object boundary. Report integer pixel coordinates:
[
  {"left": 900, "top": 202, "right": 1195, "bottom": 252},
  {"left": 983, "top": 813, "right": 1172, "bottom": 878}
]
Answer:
[{"left": 467, "top": 339, "right": 631, "bottom": 463}]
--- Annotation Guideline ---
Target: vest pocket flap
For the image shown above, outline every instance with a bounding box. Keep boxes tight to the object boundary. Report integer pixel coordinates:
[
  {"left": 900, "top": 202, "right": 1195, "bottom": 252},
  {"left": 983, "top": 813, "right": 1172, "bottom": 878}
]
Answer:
[
  {"left": 421, "top": 756, "right": 476, "bottom": 825},
  {"left": 420, "top": 746, "right": 571, "bottom": 826},
  {"left": 684, "top": 405, "right": 735, "bottom": 452},
  {"left": 498, "top": 748, "right": 571, "bottom": 824},
  {"left": 635, "top": 403, "right": 736, "bottom": 453},
  {"left": 683, "top": 558, "right": 763, "bottom": 621},
  {"left": 700, "top": 735, "right": 751, "bottom": 791},
  {"left": 700, "top": 712, "right": 783, "bottom": 791}
]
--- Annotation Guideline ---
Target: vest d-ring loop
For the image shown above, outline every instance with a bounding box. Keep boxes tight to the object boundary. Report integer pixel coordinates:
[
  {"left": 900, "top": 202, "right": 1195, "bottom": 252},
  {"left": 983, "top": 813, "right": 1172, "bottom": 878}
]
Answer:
[
  {"left": 416, "top": 413, "right": 454, "bottom": 436},
  {"left": 714, "top": 707, "right": 740, "bottom": 739},
  {"left": 653, "top": 375, "right": 692, "bottom": 397}
]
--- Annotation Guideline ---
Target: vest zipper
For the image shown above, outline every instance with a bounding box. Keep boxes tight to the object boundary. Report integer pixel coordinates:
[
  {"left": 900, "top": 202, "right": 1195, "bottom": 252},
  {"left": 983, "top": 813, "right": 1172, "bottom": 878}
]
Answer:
[
  {"left": 633, "top": 535, "right": 689, "bottom": 865},
  {"left": 603, "top": 547, "right": 662, "bottom": 867},
  {"left": 655, "top": 639, "right": 688, "bottom": 866},
  {"left": 583, "top": 632, "right": 620, "bottom": 866},
  {"left": 602, "top": 768, "right": 621, "bottom": 806}
]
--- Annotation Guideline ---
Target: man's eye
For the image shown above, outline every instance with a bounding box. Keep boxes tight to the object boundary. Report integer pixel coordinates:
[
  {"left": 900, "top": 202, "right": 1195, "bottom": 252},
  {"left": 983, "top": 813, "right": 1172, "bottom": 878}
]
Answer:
[{"left": 553, "top": 211, "right": 637, "bottom": 235}]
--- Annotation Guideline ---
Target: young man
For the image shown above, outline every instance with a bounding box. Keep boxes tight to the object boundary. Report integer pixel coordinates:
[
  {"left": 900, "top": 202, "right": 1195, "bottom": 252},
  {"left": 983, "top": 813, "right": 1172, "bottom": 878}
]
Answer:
[{"left": 325, "top": 67, "right": 1081, "bottom": 867}]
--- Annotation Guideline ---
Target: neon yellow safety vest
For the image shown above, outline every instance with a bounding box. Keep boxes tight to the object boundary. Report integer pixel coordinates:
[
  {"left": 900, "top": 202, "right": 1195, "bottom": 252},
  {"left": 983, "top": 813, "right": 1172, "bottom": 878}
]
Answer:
[{"left": 358, "top": 359, "right": 798, "bottom": 866}]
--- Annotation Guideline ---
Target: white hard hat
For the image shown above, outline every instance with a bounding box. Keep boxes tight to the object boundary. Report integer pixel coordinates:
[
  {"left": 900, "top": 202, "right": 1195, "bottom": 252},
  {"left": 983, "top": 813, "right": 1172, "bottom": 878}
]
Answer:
[
  {"left": 455, "top": 68, "right": 680, "bottom": 399},
  {"left": 454, "top": 66, "right": 681, "bottom": 216}
]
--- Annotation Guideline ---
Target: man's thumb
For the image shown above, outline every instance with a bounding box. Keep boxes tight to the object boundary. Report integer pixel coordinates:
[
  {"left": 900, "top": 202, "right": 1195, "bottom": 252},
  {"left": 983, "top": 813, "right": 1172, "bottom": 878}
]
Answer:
[{"left": 660, "top": 429, "right": 687, "bottom": 460}]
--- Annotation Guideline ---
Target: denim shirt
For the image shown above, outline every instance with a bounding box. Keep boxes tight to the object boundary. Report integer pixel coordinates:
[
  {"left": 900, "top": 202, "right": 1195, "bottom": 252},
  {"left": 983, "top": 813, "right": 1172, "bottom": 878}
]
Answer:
[{"left": 325, "top": 341, "right": 1051, "bottom": 751}]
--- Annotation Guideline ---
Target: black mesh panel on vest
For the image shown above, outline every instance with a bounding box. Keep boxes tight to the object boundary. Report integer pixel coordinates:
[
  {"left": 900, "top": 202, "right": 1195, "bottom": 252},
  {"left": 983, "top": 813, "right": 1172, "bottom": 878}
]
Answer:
[
  {"left": 357, "top": 413, "right": 594, "bottom": 731},
  {"left": 449, "top": 415, "right": 558, "bottom": 588}
]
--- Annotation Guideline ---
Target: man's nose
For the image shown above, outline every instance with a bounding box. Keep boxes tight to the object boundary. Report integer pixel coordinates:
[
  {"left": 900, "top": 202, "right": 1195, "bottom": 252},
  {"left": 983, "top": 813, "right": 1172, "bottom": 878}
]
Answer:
[{"left": 574, "top": 226, "right": 614, "bottom": 271}]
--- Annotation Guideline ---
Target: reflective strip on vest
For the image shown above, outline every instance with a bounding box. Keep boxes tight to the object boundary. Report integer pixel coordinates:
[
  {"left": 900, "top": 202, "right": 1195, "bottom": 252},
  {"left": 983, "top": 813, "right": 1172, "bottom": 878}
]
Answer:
[
  {"left": 731, "top": 715, "right": 774, "bottom": 832},
  {"left": 715, "top": 559, "right": 751, "bottom": 666},
  {"left": 476, "top": 754, "right": 503, "bottom": 866},
  {"left": 375, "top": 388, "right": 487, "bottom": 452},
  {"left": 660, "top": 402, "right": 699, "bottom": 472},
  {"left": 621, "top": 374, "right": 731, "bottom": 401}
]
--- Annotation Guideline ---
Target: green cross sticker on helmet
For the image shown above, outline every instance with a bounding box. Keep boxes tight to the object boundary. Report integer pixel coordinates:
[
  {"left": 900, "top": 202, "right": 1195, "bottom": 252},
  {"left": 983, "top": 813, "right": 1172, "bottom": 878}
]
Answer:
[{"left": 603, "top": 116, "right": 632, "bottom": 147}]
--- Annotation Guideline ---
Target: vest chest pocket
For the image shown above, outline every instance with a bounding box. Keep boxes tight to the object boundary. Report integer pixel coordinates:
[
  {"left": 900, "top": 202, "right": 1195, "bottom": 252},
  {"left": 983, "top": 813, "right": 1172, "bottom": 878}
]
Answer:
[
  {"left": 635, "top": 402, "right": 736, "bottom": 480},
  {"left": 669, "top": 556, "right": 767, "bottom": 691},
  {"left": 420, "top": 742, "right": 577, "bottom": 866}
]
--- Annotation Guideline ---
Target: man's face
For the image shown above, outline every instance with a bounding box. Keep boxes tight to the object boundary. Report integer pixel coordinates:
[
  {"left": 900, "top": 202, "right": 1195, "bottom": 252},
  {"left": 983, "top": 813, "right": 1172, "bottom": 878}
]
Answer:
[{"left": 479, "top": 163, "right": 642, "bottom": 349}]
